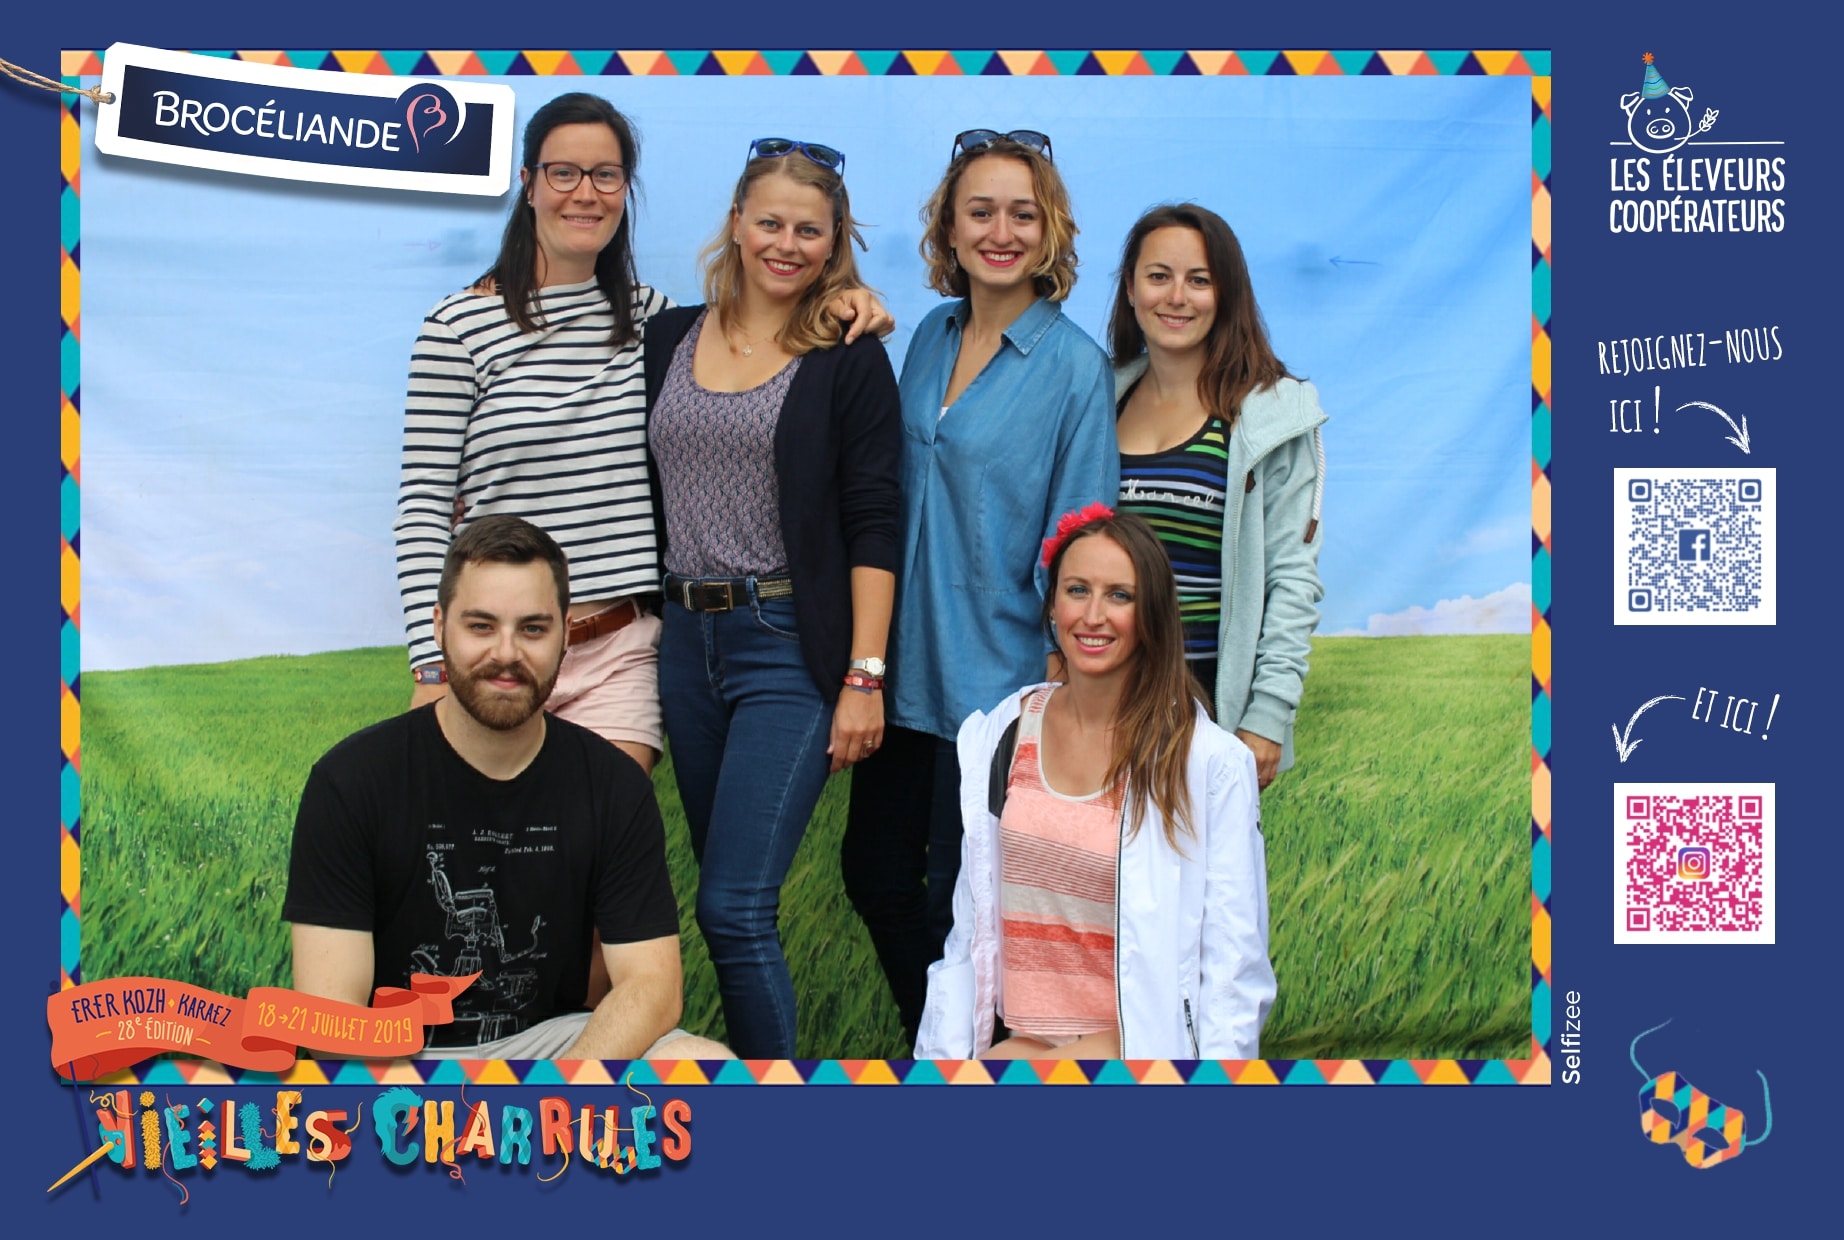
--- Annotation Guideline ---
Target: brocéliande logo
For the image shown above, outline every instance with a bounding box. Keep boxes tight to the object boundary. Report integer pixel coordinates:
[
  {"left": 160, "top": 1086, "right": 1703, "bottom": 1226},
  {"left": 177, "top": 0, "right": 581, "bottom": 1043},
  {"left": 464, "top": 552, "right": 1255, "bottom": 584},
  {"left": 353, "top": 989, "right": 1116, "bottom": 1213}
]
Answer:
[
  {"left": 1608, "top": 52, "right": 1786, "bottom": 235},
  {"left": 115, "top": 68, "right": 490, "bottom": 175},
  {"left": 120, "top": 71, "right": 485, "bottom": 173},
  {"left": 93, "top": 44, "right": 514, "bottom": 196}
]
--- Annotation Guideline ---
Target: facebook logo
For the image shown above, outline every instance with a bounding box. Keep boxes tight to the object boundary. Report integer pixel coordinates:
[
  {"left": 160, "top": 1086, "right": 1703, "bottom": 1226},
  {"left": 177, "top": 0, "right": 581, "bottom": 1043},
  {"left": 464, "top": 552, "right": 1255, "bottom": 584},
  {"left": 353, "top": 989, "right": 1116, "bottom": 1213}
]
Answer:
[{"left": 1678, "top": 529, "right": 1712, "bottom": 562}]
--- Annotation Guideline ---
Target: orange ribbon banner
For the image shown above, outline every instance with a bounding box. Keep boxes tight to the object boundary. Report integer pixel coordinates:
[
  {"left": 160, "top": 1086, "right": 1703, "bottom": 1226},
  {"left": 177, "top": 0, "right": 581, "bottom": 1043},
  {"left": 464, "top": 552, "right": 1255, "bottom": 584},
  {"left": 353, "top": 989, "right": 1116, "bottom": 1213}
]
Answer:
[{"left": 48, "top": 974, "right": 477, "bottom": 1079}]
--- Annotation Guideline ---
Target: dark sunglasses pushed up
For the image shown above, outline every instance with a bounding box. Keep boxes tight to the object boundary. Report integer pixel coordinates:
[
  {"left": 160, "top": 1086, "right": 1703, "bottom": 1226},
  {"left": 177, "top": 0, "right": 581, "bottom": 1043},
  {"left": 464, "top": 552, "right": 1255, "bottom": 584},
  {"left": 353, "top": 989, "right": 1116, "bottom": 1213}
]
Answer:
[
  {"left": 951, "top": 129, "right": 1053, "bottom": 162},
  {"left": 749, "top": 137, "right": 846, "bottom": 173}
]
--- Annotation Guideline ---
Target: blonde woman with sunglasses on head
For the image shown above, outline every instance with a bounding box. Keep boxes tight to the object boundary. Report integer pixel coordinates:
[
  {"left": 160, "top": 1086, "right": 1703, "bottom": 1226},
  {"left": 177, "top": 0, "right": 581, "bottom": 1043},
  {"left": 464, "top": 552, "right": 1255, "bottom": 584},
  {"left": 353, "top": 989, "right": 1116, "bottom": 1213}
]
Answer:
[{"left": 642, "top": 138, "right": 901, "bottom": 1059}]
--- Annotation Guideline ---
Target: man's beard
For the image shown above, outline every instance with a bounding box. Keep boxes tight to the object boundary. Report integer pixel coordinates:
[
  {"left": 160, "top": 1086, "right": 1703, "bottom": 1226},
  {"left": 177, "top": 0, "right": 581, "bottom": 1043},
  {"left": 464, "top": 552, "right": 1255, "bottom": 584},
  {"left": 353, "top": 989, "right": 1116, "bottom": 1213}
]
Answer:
[{"left": 446, "top": 656, "right": 561, "bottom": 731}]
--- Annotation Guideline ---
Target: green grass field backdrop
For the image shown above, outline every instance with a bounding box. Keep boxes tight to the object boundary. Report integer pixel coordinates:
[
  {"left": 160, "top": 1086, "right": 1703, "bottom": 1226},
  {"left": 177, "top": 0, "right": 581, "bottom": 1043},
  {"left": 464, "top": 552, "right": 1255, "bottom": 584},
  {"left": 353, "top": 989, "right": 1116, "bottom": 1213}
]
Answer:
[{"left": 79, "top": 634, "right": 1528, "bottom": 1061}]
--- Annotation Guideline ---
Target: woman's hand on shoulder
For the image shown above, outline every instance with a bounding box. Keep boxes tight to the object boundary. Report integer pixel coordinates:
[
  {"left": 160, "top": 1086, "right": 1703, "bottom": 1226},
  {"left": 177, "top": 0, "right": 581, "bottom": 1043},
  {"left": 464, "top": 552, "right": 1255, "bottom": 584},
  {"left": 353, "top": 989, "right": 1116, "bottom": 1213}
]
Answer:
[
  {"left": 1234, "top": 729, "right": 1282, "bottom": 790},
  {"left": 829, "top": 287, "right": 894, "bottom": 344},
  {"left": 469, "top": 275, "right": 500, "bottom": 296},
  {"left": 828, "top": 686, "right": 885, "bottom": 774}
]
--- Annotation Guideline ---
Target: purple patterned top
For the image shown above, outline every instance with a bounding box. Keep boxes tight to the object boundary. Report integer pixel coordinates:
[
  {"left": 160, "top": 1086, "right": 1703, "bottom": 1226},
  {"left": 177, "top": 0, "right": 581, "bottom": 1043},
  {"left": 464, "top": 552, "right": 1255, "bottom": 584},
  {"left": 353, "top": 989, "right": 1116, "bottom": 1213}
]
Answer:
[{"left": 649, "top": 310, "right": 802, "bottom": 577}]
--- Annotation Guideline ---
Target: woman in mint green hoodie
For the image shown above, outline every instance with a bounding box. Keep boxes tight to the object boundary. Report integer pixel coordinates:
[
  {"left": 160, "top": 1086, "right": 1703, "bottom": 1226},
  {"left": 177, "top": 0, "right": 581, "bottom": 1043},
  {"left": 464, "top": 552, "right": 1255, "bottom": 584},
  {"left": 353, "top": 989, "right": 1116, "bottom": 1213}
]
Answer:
[{"left": 1109, "top": 204, "right": 1326, "bottom": 789}]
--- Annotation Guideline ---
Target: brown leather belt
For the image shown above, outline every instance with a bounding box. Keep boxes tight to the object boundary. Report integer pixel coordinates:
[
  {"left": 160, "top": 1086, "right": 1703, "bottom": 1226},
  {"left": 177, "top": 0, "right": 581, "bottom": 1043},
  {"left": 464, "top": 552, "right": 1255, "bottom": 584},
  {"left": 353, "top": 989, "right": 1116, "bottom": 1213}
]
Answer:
[
  {"left": 664, "top": 573, "right": 794, "bottom": 614},
  {"left": 567, "top": 597, "right": 641, "bottom": 646}
]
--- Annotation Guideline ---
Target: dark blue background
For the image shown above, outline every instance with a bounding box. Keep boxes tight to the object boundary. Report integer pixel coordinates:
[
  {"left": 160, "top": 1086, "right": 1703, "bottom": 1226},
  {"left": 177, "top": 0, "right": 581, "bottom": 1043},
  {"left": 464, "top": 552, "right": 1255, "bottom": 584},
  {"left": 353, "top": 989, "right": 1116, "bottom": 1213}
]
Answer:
[{"left": 3, "top": 3, "right": 1829, "bottom": 1230}]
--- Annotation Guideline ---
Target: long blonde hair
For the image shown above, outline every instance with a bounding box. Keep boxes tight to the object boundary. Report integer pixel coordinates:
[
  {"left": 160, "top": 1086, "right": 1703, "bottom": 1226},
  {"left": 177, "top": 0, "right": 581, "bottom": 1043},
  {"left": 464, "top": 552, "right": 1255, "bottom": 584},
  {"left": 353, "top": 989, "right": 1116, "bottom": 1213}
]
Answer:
[
  {"left": 698, "top": 154, "right": 871, "bottom": 355},
  {"left": 1043, "top": 511, "right": 1210, "bottom": 847}
]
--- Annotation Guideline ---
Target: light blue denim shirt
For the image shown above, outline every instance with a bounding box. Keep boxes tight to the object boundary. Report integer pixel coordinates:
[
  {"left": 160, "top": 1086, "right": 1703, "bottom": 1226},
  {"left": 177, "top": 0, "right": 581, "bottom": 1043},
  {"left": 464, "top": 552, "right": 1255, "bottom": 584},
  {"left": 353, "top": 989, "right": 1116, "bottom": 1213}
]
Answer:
[{"left": 888, "top": 297, "right": 1119, "bottom": 739}]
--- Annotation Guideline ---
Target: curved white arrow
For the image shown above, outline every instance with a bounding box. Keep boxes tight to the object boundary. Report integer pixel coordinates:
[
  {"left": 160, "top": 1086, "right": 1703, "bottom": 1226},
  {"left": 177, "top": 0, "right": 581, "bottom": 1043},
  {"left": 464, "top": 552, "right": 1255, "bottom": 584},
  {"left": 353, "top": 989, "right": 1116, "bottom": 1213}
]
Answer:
[
  {"left": 1613, "top": 695, "right": 1685, "bottom": 762},
  {"left": 1675, "top": 400, "right": 1751, "bottom": 454}
]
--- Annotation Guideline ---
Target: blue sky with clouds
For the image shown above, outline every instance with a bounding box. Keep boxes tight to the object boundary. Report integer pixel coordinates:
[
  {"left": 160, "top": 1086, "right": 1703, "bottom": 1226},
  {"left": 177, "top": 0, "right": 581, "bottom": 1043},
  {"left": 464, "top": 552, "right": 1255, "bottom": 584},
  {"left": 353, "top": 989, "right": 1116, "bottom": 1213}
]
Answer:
[{"left": 79, "top": 74, "right": 1530, "bottom": 670}]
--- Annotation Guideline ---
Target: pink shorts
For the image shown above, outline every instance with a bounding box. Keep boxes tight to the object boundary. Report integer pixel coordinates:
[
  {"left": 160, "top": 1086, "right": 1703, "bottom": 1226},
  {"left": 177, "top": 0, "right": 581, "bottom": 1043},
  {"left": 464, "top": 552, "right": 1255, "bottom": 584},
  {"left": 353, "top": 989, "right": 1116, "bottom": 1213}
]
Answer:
[{"left": 545, "top": 599, "right": 664, "bottom": 753}]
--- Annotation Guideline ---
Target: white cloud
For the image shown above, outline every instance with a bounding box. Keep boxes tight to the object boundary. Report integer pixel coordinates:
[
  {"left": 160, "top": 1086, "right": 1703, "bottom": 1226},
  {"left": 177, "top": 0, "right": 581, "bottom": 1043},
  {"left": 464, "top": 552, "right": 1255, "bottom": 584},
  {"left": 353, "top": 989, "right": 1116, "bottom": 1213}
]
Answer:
[{"left": 1334, "top": 582, "right": 1531, "bottom": 637}]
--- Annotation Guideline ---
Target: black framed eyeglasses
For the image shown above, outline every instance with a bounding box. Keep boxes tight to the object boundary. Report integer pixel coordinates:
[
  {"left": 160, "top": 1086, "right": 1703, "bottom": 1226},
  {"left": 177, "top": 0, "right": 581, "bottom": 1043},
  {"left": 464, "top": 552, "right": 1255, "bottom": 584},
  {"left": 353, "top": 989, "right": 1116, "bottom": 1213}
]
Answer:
[
  {"left": 951, "top": 129, "right": 1053, "bottom": 162},
  {"left": 534, "top": 162, "right": 629, "bottom": 193},
  {"left": 749, "top": 137, "right": 846, "bottom": 173}
]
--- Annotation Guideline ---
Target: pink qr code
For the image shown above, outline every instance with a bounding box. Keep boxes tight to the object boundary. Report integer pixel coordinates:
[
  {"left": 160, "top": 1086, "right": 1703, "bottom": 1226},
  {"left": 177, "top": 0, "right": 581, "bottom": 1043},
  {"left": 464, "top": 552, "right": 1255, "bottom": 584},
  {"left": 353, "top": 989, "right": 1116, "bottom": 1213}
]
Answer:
[{"left": 1614, "top": 783, "right": 1773, "bottom": 944}]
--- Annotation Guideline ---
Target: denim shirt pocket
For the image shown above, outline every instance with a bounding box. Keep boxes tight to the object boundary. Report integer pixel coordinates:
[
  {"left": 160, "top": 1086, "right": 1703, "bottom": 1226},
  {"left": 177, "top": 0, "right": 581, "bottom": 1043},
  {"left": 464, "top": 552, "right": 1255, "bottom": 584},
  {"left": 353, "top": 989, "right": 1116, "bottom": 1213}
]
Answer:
[{"left": 973, "top": 458, "right": 1038, "bottom": 592}]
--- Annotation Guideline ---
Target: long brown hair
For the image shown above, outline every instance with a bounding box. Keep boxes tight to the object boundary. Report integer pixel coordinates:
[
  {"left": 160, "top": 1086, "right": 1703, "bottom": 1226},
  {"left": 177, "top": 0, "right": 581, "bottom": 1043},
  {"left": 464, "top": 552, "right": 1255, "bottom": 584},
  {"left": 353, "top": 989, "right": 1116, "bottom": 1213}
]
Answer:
[
  {"left": 1043, "top": 511, "right": 1210, "bottom": 847},
  {"left": 1107, "top": 203, "right": 1294, "bottom": 428},
  {"left": 699, "top": 153, "right": 871, "bottom": 355},
  {"left": 485, "top": 93, "right": 642, "bottom": 347},
  {"left": 919, "top": 143, "right": 1079, "bottom": 303}
]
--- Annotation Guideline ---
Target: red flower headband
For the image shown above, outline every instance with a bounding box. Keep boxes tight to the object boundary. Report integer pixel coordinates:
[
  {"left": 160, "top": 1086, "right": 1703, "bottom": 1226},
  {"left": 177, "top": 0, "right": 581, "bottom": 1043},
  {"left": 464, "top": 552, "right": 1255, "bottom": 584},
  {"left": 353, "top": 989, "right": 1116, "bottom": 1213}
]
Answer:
[{"left": 1040, "top": 502, "right": 1115, "bottom": 568}]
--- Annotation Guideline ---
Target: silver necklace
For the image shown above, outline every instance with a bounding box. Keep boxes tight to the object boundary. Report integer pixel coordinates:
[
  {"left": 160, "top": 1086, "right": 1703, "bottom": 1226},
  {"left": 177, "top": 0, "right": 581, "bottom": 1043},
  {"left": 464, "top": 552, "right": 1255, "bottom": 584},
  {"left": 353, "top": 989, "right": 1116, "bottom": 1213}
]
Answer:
[{"left": 728, "top": 323, "right": 770, "bottom": 357}]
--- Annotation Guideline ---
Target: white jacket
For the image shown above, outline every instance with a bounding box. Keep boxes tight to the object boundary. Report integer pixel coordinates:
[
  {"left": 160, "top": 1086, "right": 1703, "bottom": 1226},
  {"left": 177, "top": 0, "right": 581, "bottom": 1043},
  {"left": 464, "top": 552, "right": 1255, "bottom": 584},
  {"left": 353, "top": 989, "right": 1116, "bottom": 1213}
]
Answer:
[{"left": 915, "top": 685, "right": 1276, "bottom": 1060}]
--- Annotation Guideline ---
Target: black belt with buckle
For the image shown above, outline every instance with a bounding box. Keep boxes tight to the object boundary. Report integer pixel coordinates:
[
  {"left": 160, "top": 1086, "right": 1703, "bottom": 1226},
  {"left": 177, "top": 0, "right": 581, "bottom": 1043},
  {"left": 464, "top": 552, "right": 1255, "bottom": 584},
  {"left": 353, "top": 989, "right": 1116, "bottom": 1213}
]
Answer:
[{"left": 664, "top": 573, "right": 794, "bottom": 613}]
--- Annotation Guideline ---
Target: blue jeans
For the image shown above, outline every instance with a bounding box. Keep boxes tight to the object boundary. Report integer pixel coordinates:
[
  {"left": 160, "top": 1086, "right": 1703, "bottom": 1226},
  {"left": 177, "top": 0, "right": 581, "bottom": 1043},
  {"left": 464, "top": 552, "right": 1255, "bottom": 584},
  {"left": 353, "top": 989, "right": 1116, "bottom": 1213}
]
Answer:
[{"left": 660, "top": 585, "right": 833, "bottom": 1059}]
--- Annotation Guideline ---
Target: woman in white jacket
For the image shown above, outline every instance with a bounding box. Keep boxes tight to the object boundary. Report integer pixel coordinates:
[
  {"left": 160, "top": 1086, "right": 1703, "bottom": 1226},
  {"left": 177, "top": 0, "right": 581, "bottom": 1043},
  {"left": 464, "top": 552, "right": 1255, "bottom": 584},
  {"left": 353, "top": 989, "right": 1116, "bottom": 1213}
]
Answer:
[{"left": 915, "top": 507, "right": 1275, "bottom": 1061}]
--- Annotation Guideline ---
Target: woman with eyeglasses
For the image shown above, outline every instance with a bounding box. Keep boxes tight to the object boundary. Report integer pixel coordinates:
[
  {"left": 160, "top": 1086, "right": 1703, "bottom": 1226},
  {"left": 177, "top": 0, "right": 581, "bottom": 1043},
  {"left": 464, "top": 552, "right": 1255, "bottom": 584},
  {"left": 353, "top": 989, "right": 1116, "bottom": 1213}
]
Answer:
[
  {"left": 395, "top": 95, "right": 889, "bottom": 779},
  {"left": 641, "top": 138, "right": 901, "bottom": 1058},
  {"left": 841, "top": 128, "right": 1118, "bottom": 1048},
  {"left": 1109, "top": 204, "right": 1326, "bottom": 794}
]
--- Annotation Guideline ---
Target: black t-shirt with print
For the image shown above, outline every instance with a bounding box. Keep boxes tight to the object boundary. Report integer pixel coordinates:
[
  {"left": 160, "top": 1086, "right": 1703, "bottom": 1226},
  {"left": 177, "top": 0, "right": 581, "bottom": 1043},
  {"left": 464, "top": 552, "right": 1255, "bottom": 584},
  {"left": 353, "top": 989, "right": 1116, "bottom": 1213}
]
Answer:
[{"left": 282, "top": 705, "right": 678, "bottom": 1049}]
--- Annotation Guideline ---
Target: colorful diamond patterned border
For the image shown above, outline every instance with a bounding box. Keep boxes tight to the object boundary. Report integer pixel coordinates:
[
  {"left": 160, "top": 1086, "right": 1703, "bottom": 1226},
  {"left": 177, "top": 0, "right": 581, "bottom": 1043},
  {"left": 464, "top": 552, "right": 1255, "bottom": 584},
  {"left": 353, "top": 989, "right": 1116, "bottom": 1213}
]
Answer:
[{"left": 57, "top": 48, "right": 1553, "bottom": 1087}]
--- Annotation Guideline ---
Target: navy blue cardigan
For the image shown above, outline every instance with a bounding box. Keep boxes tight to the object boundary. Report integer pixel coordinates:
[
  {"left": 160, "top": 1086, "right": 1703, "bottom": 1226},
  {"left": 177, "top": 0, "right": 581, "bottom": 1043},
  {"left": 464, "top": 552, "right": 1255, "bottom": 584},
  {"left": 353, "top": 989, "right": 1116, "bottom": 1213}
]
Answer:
[{"left": 643, "top": 306, "right": 903, "bottom": 699}]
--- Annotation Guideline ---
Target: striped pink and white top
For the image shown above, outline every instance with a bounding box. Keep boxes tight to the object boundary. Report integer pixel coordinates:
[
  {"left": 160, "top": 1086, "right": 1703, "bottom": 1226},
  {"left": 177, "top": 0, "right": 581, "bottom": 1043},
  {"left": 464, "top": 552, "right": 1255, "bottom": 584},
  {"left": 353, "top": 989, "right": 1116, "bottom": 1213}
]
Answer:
[{"left": 998, "top": 685, "right": 1122, "bottom": 1045}]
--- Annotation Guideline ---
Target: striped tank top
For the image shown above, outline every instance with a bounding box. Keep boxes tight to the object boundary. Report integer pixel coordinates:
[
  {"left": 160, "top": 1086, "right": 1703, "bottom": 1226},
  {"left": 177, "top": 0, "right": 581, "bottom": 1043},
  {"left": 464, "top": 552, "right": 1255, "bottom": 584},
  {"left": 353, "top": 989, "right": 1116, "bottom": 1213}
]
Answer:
[
  {"left": 1117, "top": 416, "right": 1230, "bottom": 661},
  {"left": 997, "top": 685, "right": 1122, "bottom": 1044}
]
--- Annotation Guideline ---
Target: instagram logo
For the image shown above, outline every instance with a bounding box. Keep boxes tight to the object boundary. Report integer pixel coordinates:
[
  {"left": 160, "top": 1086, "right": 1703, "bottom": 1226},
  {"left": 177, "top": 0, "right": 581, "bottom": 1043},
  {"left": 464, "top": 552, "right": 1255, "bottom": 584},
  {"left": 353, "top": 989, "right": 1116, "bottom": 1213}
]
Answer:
[{"left": 1677, "top": 846, "right": 1711, "bottom": 880}]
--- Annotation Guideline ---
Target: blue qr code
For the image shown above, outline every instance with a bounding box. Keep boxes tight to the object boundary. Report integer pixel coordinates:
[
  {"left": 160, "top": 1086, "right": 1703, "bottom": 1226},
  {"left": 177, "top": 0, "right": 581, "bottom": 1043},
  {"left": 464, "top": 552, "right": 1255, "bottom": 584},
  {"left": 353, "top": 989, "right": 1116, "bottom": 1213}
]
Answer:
[{"left": 1624, "top": 477, "right": 1763, "bottom": 613}]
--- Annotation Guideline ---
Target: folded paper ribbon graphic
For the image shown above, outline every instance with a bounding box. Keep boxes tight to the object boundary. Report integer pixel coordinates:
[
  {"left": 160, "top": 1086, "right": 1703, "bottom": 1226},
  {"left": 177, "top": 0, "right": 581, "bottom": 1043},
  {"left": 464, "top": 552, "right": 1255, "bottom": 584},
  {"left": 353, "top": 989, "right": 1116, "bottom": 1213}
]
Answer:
[{"left": 48, "top": 973, "right": 478, "bottom": 1079}]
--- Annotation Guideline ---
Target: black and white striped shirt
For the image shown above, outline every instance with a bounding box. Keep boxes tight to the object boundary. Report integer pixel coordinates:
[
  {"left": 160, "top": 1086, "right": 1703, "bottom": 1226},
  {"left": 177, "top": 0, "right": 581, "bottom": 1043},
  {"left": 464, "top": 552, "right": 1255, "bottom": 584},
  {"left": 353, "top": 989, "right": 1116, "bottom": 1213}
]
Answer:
[{"left": 394, "top": 278, "right": 670, "bottom": 669}]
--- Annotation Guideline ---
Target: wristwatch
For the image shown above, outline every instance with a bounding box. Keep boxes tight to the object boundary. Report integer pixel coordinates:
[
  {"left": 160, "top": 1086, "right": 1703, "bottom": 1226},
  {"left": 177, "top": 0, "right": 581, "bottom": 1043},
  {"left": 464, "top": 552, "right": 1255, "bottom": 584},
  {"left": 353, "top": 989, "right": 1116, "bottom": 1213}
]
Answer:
[{"left": 849, "top": 656, "right": 887, "bottom": 679}]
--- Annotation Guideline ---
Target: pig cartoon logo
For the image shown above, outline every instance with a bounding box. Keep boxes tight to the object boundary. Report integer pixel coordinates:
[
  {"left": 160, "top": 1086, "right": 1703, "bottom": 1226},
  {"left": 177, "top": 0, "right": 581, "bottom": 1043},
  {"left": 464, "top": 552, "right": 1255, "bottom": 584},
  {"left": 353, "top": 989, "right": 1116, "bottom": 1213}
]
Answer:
[{"left": 1621, "top": 53, "right": 1719, "bottom": 154}]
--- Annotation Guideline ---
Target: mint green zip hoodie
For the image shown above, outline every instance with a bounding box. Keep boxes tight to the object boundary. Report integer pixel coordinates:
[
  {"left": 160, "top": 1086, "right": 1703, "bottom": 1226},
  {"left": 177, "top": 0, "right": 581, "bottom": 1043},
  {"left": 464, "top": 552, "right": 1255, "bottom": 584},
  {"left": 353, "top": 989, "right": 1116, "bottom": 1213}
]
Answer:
[{"left": 1115, "top": 359, "right": 1328, "bottom": 770}]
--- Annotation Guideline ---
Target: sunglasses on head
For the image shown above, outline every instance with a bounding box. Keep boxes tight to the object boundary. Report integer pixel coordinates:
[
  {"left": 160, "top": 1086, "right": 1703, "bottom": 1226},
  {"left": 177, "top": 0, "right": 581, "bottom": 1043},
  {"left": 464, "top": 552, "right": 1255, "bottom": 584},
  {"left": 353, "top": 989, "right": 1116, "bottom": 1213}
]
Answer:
[
  {"left": 951, "top": 129, "right": 1053, "bottom": 162},
  {"left": 749, "top": 137, "right": 846, "bottom": 173}
]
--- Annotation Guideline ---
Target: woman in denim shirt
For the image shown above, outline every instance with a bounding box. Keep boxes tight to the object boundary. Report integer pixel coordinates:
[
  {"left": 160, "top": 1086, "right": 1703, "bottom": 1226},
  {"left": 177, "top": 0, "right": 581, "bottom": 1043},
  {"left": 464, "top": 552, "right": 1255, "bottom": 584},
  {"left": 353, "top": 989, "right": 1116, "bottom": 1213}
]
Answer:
[{"left": 842, "top": 130, "right": 1118, "bottom": 1046}]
